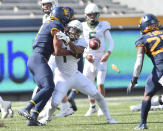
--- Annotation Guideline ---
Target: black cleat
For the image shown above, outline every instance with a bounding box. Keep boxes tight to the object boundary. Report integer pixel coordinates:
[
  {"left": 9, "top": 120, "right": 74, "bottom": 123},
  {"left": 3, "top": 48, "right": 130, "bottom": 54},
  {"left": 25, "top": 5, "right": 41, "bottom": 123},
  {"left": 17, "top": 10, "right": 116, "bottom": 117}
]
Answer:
[
  {"left": 68, "top": 98, "right": 77, "bottom": 111},
  {"left": 27, "top": 120, "right": 44, "bottom": 126},
  {"left": 134, "top": 123, "right": 148, "bottom": 130},
  {"left": 18, "top": 108, "right": 34, "bottom": 120}
]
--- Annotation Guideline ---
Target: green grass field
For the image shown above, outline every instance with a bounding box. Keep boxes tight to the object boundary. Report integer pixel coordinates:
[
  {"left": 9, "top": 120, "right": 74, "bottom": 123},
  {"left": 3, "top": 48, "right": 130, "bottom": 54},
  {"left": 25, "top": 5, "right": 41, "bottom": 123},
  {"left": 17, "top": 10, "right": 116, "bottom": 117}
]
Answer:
[{"left": 1, "top": 96, "right": 163, "bottom": 131}]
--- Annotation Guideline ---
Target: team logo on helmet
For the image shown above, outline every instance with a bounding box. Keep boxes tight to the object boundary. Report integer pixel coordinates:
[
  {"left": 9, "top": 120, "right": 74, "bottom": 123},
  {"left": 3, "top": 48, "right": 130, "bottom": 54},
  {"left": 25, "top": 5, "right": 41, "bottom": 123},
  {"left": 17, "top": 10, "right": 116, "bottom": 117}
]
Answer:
[{"left": 63, "top": 8, "right": 69, "bottom": 16}]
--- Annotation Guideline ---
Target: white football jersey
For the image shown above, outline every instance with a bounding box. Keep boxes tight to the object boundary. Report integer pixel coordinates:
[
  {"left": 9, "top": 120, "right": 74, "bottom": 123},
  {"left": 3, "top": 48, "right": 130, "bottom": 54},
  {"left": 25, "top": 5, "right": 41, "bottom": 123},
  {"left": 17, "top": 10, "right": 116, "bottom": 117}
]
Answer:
[
  {"left": 82, "top": 21, "right": 111, "bottom": 58},
  {"left": 42, "top": 14, "right": 51, "bottom": 24},
  {"left": 55, "top": 38, "right": 87, "bottom": 75}
]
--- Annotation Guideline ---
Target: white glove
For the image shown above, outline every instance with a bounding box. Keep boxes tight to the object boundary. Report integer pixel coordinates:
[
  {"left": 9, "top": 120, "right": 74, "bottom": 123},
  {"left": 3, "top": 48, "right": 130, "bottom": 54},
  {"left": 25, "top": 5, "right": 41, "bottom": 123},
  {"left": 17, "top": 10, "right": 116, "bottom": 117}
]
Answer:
[{"left": 56, "top": 31, "right": 70, "bottom": 45}]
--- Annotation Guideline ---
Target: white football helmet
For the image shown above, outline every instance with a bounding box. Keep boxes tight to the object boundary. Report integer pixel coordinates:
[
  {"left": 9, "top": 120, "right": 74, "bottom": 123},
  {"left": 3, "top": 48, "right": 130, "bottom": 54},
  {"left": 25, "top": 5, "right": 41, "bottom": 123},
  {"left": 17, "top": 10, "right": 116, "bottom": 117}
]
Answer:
[
  {"left": 66, "top": 20, "right": 83, "bottom": 41},
  {"left": 41, "top": 0, "right": 58, "bottom": 14},
  {"left": 84, "top": 3, "right": 100, "bottom": 24}
]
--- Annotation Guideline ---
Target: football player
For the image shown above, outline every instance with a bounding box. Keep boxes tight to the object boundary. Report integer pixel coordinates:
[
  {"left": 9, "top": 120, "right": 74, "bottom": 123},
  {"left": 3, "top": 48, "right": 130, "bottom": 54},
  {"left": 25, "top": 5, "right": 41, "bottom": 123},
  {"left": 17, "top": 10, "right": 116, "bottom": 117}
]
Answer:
[
  {"left": 39, "top": 20, "right": 117, "bottom": 125},
  {"left": 32, "top": 2, "right": 75, "bottom": 118},
  {"left": 127, "top": 14, "right": 163, "bottom": 130},
  {"left": 41, "top": 0, "right": 58, "bottom": 23},
  {"left": 67, "top": 17, "right": 86, "bottom": 112},
  {"left": 31, "top": 0, "right": 57, "bottom": 99},
  {"left": 18, "top": 7, "right": 72, "bottom": 126},
  {"left": 130, "top": 95, "right": 163, "bottom": 112},
  {"left": 0, "top": 96, "right": 13, "bottom": 119},
  {"left": 82, "top": 3, "right": 114, "bottom": 116}
]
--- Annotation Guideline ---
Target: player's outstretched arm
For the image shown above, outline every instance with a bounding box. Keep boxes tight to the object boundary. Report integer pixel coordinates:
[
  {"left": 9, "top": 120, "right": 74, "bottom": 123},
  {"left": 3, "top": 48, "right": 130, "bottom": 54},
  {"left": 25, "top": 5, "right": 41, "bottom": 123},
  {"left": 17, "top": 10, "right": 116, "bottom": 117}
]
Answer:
[{"left": 127, "top": 46, "right": 145, "bottom": 94}]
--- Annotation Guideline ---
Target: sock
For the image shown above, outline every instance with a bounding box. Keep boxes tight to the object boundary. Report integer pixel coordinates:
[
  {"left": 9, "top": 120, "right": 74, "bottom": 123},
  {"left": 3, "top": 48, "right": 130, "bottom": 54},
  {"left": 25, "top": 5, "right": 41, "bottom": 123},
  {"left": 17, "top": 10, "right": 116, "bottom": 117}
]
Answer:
[
  {"left": 25, "top": 101, "right": 35, "bottom": 112},
  {"left": 90, "top": 103, "right": 96, "bottom": 108},
  {"left": 68, "top": 90, "right": 77, "bottom": 101},
  {"left": 93, "top": 93, "right": 111, "bottom": 120},
  {"left": 32, "top": 111, "right": 39, "bottom": 120},
  {"left": 140, "top": 100, "right": 151, "bottom": 124},
  {"left": 61, "top": 101, "right": 69, "bottom": 110}
]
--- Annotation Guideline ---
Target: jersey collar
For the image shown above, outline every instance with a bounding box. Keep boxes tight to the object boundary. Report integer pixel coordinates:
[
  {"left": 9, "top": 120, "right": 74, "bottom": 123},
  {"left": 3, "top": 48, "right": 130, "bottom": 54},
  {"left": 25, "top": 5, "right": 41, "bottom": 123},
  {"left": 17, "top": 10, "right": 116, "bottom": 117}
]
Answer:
[{"left": 87, "top": 21, "right": 99, "bottom": 30}]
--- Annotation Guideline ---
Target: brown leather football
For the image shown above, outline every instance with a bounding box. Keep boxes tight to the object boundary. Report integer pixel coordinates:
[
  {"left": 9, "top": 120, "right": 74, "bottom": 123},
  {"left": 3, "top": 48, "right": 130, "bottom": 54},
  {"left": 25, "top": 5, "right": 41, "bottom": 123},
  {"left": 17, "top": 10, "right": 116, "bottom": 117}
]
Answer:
[{"left": 89, "top": 38, "right": 100, "bottom": 50}]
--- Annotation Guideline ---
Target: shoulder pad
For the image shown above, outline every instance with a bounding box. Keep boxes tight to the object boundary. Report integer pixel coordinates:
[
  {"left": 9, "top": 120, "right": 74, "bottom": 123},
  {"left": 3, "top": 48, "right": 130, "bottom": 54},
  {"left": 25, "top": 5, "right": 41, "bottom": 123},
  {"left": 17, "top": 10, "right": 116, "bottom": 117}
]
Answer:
[{"left": 100, "top": 21, "right": 111, "bottom": 30}]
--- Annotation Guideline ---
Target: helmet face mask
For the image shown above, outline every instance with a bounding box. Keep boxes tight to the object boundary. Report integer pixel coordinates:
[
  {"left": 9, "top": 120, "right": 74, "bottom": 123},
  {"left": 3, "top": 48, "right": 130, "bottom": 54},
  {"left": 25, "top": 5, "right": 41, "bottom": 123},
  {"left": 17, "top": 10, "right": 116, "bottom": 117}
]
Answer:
[
  {"left": 42, "top": 3, "right": 52, "bottom": 14},
  {"left": 66, "top": 27, "right": 82, "bottom": 41},
  {"left": 139, "top": 14, "right": 159, "bottom": 34},
  {"left": 41, "top": 0, "right": 58, "bottom": 14},
  {"left": 86, "top": 13, "right": 99, "bottom": 24},
  {"left": 65, "top": 20, "right": 83, "bottom": 41}
]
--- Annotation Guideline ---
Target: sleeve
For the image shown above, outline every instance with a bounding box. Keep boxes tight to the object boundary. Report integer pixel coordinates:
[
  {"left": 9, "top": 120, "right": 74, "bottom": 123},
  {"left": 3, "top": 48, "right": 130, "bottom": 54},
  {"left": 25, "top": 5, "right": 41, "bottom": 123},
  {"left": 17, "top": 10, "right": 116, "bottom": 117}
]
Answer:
[
  {"left": 135, "top": 37, "right": 147, "bottom": 53},
  {"left": 75, "top": 38, "right": 88, "bottom": 48},
  {"left": 50, "top": 21, "right": 64, "bottom": 36},
  {"left": 102, "top": 21, "right": 111, "bottom": 31},
  {"left": 104, "top": 30, "right": 114, "bottom": 52}
]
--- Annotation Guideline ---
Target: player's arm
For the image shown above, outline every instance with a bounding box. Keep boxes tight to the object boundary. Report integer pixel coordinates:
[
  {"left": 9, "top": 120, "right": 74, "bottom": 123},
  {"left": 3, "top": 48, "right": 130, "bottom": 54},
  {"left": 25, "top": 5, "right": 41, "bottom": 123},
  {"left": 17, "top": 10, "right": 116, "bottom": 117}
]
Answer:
[
  {"left": 101, "top": 30, "right": 114, "bottom": 62},
  {"left": 132, "top": 46, "right": 145, "bottom": 81},
  {"left": 52, "top": 30, "right": 72, "bottom": 56},
  {"left": 56, "top": 31, "right": 85, "bottom": 58},
  {"left": 67, "top": 42, "right": 85, "bottom": 58},
  {"left": 127, "top": 46, "right": 145, "bottom": 94}
]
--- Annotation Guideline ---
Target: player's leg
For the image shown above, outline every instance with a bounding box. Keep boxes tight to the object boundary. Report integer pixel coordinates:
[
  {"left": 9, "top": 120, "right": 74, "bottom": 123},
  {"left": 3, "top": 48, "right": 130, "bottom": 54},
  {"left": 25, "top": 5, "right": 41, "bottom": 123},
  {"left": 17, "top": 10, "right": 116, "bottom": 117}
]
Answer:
[
  {"left": 37, "top": 55, "right": 56, "bottom": 119},
  {"left": 68, "top": 56, "right": 83, "bottom": 111},
  {"left": 96, "top": 63, "right": 107, "bottom": 116},
  {"left": 135, "top": 70, "right": 162, "bottom": 130},
  {"left": 134, "top": 92, "right": 152, "bottom": 130},
  {"left": 83, "top": 60, "right": 97, "bottom": 116},
  {"left": 18, "top": 53, "right": 54, "bottom": 126},
  {"left": 75, "top": 72, "right": 117, "bottom": 124},
  {"left": 31, "top": 55, "right": 55, "bottom": 103},
  {"left": 38, "top": 98, "right": 52, "bottom": 119},
  {"left": 55, "top": 96, "right": 74, "bottom": 117},
  {"left": 130, "top": 95, "right": 163, "bottom": 112},
  {"left": 68, "top": 89, "right": 78, "bottom": 111},
  {"left": 39, "top": 78, "right": 71, "bottom": 124},
  {"left": 31, "top": 86, "right": 40, "bottom": 99},
  {"left": 0, "top": 96, "right": 13, "bottom": 119}
]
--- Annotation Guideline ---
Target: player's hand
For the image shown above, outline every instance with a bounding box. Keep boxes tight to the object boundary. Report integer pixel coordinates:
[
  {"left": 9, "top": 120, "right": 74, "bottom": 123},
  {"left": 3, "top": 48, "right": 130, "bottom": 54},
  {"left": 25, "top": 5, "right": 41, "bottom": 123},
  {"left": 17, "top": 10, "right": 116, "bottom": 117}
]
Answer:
[
  {"left": 85, "top": 55, "right": 94, "bottom": 63},
  {"left": 56, "top": 32, "right": 70, "bottom": 45},
  {"left": 127, "top": 77, "right": 138, "bottom": 94}
]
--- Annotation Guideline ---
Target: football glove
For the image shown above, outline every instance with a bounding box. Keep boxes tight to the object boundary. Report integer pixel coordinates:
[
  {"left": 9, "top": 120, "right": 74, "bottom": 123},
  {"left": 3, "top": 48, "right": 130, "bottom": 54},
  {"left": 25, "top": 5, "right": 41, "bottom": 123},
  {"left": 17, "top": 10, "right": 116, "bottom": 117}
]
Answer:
[
  {"left": 56, "top": 31, "right": 70, "bottom": 45},
  {"left": 127, "top": 77, "right": 138, "bottom": 94}
]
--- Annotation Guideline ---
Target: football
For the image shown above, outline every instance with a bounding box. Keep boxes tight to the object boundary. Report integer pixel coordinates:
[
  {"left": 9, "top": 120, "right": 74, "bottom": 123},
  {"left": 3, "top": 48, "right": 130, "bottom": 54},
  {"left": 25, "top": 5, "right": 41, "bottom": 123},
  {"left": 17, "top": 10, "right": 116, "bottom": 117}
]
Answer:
[{"left": 89, "top": 38, "right": 100, "bottom": 50}]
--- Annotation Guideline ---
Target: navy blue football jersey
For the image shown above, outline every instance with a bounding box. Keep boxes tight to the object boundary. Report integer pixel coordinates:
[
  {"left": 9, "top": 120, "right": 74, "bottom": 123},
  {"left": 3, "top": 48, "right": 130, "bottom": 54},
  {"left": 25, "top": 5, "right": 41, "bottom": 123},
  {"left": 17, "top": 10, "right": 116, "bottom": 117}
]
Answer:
[
  {"left": 33, "top": 20, "right": 64, "bottom": 57},
  {"left": 136, "top": 30, "right": 163, "bottom": 66}
]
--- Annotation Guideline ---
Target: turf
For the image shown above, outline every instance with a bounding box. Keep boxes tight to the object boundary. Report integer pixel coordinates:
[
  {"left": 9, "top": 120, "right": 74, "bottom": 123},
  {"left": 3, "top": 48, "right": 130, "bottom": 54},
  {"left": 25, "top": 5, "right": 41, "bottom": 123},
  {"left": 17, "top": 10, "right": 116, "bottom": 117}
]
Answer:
[{"left": 1, "top": 96, "right": 163, "bottom": 131}]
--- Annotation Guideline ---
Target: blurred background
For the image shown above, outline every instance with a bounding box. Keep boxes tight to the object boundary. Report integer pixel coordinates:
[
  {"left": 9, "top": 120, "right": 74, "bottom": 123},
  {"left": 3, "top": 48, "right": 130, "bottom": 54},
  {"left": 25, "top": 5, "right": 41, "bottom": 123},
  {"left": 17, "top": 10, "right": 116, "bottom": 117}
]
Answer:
[{"left": 0, "top": 0, "right": 163, "bottom": 100}]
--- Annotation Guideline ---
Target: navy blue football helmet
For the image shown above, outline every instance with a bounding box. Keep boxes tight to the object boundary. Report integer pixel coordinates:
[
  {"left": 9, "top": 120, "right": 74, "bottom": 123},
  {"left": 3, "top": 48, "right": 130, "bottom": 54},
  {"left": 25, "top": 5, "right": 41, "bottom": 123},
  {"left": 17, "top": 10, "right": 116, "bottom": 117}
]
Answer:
[
  {"left": 50, "top": 6, "right": 70, "bottom": 25},
  {"left": 139, "top": 14, "right": 159, "bottom": 34}
]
